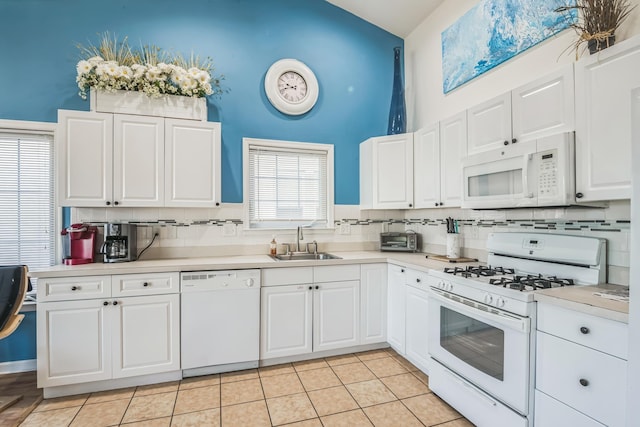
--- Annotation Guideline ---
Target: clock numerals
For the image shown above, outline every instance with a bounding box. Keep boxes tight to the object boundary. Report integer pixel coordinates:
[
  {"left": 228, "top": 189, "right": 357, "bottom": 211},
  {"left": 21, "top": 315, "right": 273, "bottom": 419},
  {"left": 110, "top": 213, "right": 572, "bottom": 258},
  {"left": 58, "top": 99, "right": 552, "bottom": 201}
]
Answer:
[{"left": 277, "top": 71, "right": 307, "bottom": 103}]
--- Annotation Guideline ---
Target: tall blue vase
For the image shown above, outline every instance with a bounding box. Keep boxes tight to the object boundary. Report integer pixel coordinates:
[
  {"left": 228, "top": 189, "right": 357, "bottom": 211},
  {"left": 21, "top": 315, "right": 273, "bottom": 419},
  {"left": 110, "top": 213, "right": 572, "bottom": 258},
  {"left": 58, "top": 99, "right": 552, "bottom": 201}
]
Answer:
[{"left": 387, "top": 46, "right": 407, "bottom": 135}]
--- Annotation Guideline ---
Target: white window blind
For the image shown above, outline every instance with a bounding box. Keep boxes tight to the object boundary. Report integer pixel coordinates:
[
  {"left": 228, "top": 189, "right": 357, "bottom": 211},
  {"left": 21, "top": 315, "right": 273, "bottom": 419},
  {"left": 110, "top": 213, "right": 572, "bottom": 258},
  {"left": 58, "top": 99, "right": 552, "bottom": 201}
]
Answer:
[
  {"left": 0, "top": 132, "right": 55, "bottom": 282},
  {"left": 248, "top": 143, "right": 331, "bottom": 229}
]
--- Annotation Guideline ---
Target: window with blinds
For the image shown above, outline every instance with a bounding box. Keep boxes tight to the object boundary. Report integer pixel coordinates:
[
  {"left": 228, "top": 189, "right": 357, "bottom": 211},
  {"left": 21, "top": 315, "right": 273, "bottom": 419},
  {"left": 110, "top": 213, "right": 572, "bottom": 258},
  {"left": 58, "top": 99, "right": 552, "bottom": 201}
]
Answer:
[
  {"left": 0, "top": 132, "right": 55, "bottom": 287},
  {"left": 245, "top": 139, "right": 334, "bottom": 229}
]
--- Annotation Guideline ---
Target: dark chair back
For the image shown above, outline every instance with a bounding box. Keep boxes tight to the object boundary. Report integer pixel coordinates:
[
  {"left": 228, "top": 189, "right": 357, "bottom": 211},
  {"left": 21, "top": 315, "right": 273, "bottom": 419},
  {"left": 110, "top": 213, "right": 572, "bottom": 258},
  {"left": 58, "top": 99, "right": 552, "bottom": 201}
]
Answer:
[{"left": 0, "top": 265, "right": 28, "bottom": 339}]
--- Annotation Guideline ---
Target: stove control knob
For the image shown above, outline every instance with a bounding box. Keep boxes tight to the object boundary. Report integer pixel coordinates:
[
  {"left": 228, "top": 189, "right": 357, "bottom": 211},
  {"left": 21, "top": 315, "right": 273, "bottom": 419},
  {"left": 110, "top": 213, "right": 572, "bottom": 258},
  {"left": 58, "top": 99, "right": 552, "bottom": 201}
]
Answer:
[
  {"left": 484, "top": 294, "right": 493, "bottom": 304},
  {"left": 496, "top": 297, "right": 505, "bottom": 308},
  {"left": 446, "top": 283, "right": 453, "bottom": 292},
  {"left": 438, "top": 281, "right": 445, "bottom": 289}
]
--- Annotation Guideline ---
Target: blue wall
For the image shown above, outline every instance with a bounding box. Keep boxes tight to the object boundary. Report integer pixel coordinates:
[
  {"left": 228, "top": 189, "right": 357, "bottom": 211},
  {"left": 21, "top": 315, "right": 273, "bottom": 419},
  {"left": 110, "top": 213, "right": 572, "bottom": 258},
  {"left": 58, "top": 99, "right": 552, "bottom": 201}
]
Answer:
[
  {"left": 0, "top": 311, "right": 36, "bottom": 363},
  {"left": 0, "top": 0, "right": 402, "bottom": 205},
  {"left": 0, "top": 0, "right": 402, "bottom": 366}
]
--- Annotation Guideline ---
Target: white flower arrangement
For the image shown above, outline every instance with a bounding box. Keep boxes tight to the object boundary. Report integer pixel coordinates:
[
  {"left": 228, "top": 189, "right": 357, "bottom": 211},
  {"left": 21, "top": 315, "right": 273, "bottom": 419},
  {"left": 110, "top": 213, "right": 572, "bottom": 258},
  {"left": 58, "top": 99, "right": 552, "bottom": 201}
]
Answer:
[{"left": 75, "top": 33, "right": 224, "bottom": 100}]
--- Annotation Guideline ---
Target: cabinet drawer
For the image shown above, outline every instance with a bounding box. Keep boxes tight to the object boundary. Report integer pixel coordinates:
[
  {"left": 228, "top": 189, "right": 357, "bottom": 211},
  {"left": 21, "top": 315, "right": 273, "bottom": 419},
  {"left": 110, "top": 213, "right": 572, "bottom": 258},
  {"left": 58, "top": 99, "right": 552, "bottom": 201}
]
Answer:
[
  {"left": 405, "top": 268, "right": 429, "bottom": 289},
  {"left": 314, "top": 265, "right": 360, "bottom": 283},
  {"left": 534, "top": 390, "right": 604, "bottom": 427},
  {"left": 536, "top": 331, "right": 627, "bottom": 426},
  {"left": 537, "top": 303, "right": 627, "bottom": 359},
  {"left": 112, "top": 272, "right": 179, "bottom": 297},
  {"left": 262, "top": 267, "right": 313, "bottom": 287},
  {"left": 38, "top": 276, "right": 111, "bottom": 302}
]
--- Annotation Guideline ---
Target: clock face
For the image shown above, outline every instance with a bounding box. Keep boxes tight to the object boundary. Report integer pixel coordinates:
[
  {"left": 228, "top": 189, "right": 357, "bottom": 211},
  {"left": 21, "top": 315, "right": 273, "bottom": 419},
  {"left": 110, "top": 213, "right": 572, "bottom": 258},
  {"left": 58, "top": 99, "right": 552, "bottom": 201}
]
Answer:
[
  {"left": 278, "top": 71, "right": 308, "bottom": 103},
  {"left": 265, "top": 59, "right": 319, "bottom": 115}
]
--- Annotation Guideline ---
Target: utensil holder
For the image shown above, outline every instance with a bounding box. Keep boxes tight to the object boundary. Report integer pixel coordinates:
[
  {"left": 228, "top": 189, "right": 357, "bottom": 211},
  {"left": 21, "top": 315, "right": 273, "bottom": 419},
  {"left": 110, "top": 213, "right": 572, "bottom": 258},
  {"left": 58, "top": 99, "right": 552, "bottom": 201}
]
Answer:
[{"left": 446, "top": 234, "right": 461, "bottom": 259}]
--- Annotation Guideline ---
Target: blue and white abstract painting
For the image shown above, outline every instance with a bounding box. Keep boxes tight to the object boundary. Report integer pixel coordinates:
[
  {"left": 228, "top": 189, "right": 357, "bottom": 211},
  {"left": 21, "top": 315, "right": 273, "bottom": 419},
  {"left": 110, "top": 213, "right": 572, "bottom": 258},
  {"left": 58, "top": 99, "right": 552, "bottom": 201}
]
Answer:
[{"left": 442, "top": 0, "right": 576, "bottom": 93}]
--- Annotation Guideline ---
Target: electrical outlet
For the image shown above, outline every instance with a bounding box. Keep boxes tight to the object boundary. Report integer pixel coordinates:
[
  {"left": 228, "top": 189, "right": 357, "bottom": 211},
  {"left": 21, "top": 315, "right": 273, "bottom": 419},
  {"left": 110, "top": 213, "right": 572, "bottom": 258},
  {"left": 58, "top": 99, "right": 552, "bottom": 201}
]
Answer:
[
  {"left": 339, "top": 222, "right": 351, "bottom": 235},
  {"left": 222, "top": 223, "right": 237, "bottom": 237}
]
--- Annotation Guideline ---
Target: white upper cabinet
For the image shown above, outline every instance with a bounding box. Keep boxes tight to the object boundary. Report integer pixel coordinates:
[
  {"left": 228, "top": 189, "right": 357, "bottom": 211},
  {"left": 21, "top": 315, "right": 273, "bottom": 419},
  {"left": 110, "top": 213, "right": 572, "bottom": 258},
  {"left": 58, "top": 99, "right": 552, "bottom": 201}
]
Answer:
[
  {"left": 58, "top": 110, "right": 221, "bottom": 208},
  {"left": 164, "top": 119, "right": 221, "bottom": 207},
  {"left": 414, "top": 115, "right": 464, "bottom": 209},
  {"left": 360, "top": 133, "right": 414, "bottom": 209},
  {"left": 512, "top": 65, "right": 575, "bottom": 142},
  {"left": 113, "top": 115, "right": 165, "bottom": 207},
  {"left": 413, "top": 123, "right": 441, "bottom": 209},
  {"left": 439, "top": 112, "right": 466, "bottom": 208},
  {"left": 467, "top": 93, "right": 512, "bottom": 156},
  {"left": 466, "top": 65, "right": 575, "bottom": 156},
  {"left": 575, "top": 36, "right": 640, "bottom": 202},
  {"left": 58, "top": 110, "right": 113, "bottom": 206}
]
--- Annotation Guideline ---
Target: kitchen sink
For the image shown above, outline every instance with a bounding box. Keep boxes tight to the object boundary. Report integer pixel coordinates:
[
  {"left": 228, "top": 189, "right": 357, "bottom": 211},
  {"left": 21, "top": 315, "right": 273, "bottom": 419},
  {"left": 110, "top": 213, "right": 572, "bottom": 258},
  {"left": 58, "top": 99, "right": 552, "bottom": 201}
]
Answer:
[{"left": 270, "top": 252, "right": 341, "bottom": 261}]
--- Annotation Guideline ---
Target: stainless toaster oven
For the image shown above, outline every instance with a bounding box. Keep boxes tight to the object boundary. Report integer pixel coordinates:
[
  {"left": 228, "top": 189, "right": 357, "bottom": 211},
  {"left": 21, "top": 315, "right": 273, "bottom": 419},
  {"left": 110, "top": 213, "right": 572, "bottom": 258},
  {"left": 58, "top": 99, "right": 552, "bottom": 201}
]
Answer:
[{"left": 380, "top": 232, "right": 420, "bottom": 252}]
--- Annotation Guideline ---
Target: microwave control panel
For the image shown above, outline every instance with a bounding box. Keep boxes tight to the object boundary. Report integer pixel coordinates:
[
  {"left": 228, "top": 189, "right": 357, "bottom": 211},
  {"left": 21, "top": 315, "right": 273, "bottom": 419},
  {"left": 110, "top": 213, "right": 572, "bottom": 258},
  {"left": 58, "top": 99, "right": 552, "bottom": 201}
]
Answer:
[{"left": 537, "top": 150, "right": 558, "bottom": 197}]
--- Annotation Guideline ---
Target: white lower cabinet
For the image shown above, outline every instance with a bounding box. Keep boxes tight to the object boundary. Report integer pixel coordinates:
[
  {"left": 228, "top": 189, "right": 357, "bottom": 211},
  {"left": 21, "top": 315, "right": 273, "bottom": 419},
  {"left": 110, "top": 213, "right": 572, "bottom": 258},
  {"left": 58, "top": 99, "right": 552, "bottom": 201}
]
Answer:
[
  {"left": 405, "top": 280, "right": 430, "bottom": 373},
  {"left": 260, "top": 284, "right": 314, "bottom": 359},
  {"left": 314, "top": 281, "right": 360, "bottom": 352},
  {"left": 534, "top": 390, "right": 604, "bottom": 427},
  {"left": 112, "top": 294, "right": 180, "bottom": 378},
  {"left": 535, "top": 303, "right": 628, "bottom": 427},
  {"left": 260, "top": 265, "right": 365, "bottom": 360},
  {"left": 387, "top": 265, "right": 406, "bottom": 354},
  {"left": 37, "top": 299, "right": 112, "bottom": 387},
  {"left": 37, "top": 273, "right": 180, "bottom": 389},
  {"left": 360, "top": 263, "right": 388, "bottom": 345}
]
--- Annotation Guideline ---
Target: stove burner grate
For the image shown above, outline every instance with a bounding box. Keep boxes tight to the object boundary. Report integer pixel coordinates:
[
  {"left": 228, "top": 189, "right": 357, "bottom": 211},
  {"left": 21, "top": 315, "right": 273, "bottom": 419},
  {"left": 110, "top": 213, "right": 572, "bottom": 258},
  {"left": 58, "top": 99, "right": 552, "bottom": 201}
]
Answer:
[
  {"left": 489, "top": 274, "right": 575, "bottom": 292},
  {"left": 444, "top": 266, "right": 515, "bottom": 278}
]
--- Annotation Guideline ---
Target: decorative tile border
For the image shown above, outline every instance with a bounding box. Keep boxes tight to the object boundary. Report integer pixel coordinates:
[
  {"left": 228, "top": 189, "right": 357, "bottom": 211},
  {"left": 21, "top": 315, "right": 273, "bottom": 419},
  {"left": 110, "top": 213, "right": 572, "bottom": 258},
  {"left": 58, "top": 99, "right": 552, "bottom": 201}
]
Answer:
[
  {"left": 335, "top": 218, "right": 631, "bottom": 232},
  {"left": 83, "top": 218, "right": 630, "bottom": 232}
]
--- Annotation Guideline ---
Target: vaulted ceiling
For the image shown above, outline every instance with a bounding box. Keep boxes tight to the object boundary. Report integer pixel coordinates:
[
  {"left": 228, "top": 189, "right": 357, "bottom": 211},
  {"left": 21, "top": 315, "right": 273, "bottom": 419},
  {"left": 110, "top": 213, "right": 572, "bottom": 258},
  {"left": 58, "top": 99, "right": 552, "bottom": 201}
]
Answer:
[{"left": 326, "top": 0, "right": 444, "bottom": 38}]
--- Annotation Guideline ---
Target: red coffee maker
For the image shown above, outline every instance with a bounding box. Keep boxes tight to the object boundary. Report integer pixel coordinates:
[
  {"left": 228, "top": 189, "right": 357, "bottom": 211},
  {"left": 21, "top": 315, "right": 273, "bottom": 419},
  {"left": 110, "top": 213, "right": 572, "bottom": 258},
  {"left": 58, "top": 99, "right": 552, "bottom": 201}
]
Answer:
[{"left": 61, "top": 224, "right": 98, "bottom": 265}]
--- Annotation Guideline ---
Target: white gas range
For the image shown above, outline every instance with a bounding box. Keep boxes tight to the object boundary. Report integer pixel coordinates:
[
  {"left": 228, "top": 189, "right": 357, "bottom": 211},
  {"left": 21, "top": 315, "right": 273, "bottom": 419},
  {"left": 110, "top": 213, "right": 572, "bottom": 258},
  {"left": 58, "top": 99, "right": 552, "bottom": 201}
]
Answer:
[{"left": 427, "top": 232, "right": 607, "bottom": 427}]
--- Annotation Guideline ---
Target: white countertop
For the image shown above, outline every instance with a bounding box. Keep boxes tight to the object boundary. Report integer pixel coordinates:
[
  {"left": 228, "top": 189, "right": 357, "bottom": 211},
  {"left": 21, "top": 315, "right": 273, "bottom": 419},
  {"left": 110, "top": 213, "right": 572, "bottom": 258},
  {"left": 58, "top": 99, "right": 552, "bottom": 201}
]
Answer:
[
  {"left": 29, "top": 251, "right": 482, "bottom": 279},
  {"left": 534, "top": 284, "right": 629, "bottom": 323}
]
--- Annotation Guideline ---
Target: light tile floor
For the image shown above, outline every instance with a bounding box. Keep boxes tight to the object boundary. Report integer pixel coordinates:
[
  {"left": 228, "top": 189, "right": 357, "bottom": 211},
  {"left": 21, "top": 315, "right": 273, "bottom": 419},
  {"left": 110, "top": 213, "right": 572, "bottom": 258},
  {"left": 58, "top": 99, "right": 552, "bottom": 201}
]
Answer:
[{"left": 19, "top": 348, "right": 474, "bottom": 426}]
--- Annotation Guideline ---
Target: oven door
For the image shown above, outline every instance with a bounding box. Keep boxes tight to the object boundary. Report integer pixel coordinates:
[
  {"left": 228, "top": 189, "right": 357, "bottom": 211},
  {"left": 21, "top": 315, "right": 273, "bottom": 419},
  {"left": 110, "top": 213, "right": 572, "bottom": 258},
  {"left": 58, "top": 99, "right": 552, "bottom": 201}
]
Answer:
[{"left": 428, "top": 288, "right": 531, "bottom": 415}]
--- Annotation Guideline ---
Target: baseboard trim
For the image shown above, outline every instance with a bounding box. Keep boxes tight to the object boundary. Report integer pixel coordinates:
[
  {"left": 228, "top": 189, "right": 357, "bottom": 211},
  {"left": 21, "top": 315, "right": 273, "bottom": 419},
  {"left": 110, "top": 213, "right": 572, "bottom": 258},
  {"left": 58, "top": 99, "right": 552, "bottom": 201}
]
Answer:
[{"left": 0, "top": 359, "right": 36, "bottom": 374}]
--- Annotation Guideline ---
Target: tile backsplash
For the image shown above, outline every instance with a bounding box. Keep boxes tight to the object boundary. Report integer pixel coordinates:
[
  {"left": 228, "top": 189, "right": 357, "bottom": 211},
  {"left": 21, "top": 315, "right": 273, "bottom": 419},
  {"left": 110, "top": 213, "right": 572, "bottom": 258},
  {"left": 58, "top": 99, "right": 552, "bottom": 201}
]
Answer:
[{"left": 72, "top": 200, "right": 631, "bottom": 285}]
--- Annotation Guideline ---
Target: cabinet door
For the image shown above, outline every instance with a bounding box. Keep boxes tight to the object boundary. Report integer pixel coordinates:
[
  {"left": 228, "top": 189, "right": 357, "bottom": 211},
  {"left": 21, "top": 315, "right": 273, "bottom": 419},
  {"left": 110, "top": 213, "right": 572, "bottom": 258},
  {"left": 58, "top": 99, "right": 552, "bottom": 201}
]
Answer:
[
  {"left": 113, "top": 115, "right": 165, "bottom": 207},
  {"left": 439, "top": 112, "right": 465, "bottom": 207},
  {"left": 387, "top": 265, "right": 406, "bottom": 354},
  {"left": 372, "top": 134, "right": 414, "bottom": 209},
  {"left": 512, "top": 65, "right": 575, "bottom": 142},
  {"left": 112, "top": 294, "right": 180, "bottom": 379},
  {"left": 360, "top": 264, "right": 388, "bottom": 345},
  {"left": 413, "top": 124, "right": 441, "bottom": 209},
  {"left": 58, "top": 110, "right": 113, "bottom": 207},
  {"left": 466, "top": 93, "right": 512, "bottom": 155},
  {"left": 575, "top": 38, "right": 640, "bottom": 201},
  {"left": 314, "top": 280, "right": 360, "bottom": 352},
  {"left": 165, "top": 119, "right": 221, "bottom": 207},
  {"left": 37, "top": 299, "right": 111, "bottom": 387},
  {"left": 260, "top": 284, "right": 313, "bottom": 359},
  {"left": 405, "top": 285, "right": 430, "bottom": 373}
]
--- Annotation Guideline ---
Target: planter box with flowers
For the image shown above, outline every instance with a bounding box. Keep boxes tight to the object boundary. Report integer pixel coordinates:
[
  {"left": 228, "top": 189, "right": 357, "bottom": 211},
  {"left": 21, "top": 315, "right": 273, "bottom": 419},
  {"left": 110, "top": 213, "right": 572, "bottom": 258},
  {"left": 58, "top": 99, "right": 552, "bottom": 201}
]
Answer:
[
  {"left": 89, "top": 87, "right": 207, "bottom": 121},
  {"left": 76, "top": 34, "right": 223, "bottom": 121}
]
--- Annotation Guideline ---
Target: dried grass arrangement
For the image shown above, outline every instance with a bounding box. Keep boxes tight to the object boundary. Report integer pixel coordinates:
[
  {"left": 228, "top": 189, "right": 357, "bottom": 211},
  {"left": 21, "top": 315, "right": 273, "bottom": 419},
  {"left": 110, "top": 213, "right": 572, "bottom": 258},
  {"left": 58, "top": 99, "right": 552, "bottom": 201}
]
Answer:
[{"left": 555, "top": 0, "right": 636, "bottom": 57}]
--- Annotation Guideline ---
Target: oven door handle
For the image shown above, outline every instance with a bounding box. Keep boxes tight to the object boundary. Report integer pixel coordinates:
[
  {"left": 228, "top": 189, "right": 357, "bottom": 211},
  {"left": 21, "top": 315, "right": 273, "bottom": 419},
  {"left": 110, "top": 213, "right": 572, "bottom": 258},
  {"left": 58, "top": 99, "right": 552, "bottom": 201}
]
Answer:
[{"left": 429, "top": 289, "right": 530, "bottom": 333}]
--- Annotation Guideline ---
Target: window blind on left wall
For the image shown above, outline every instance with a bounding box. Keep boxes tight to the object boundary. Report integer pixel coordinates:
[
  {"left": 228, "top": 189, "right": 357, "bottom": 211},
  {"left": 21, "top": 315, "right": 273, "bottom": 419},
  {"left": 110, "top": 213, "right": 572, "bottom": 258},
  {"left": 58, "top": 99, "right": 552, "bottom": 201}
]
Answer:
[{"left": 0, "top": 132, "right": 55, "bottom": 289}]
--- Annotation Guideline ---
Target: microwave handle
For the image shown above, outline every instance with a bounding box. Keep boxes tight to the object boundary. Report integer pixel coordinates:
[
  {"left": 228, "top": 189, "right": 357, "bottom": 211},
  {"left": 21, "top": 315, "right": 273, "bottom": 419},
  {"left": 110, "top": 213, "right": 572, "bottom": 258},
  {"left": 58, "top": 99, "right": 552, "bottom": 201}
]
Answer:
[{"left": 523, "top": 153, "right": 534, "bottom": 199}]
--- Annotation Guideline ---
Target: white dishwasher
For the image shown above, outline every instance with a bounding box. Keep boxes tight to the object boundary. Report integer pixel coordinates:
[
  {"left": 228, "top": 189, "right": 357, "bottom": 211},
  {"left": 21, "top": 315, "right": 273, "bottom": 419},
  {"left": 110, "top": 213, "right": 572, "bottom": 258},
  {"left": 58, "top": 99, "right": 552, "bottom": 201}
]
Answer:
[{"left": 181, "top": 269, "right": 260, "bottom": 376}]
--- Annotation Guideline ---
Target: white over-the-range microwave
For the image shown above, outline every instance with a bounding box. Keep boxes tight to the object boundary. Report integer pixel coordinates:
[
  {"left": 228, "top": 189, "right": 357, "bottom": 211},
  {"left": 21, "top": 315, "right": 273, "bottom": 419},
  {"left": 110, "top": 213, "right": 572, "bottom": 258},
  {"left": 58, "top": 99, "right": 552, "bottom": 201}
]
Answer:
[{"left": 461, "top": 132, "right": 593, "bottom": 209}]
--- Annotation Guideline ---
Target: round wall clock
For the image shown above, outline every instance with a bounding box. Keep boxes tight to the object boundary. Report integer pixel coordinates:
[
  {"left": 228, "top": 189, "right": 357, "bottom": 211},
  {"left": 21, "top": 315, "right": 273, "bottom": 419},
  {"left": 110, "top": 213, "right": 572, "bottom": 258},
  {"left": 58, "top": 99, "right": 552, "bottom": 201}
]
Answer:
[{"left": 264, "top": 59, "right": 319, "bottom": 115}]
